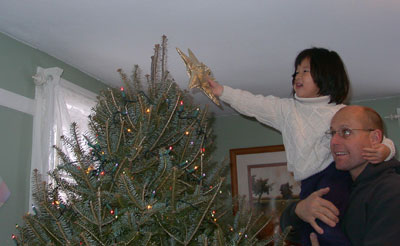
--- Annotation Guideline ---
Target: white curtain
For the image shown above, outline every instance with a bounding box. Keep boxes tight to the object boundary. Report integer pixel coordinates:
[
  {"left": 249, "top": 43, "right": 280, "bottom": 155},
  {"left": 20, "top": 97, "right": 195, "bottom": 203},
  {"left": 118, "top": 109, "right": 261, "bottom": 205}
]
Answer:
[{"left": 29, "top": 67, "right": 97, "bottom": 210}]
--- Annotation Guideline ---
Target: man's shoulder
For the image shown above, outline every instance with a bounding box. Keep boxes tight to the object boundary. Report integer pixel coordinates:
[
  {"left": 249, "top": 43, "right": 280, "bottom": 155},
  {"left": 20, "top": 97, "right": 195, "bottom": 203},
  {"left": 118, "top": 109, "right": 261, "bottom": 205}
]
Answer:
[
  {"left": 370, "top": 160, "right": 400, "bottom": 197},
  {"left": 375, "top": 172, "right": 400, "bottom": 191}
]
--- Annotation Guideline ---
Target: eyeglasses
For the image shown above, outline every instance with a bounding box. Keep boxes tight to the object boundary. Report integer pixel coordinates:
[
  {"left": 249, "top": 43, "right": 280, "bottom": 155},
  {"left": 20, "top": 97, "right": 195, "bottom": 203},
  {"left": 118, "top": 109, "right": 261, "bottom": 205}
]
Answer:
[{"left": 325, "top": 127, "right": 375, "bottom": 139}]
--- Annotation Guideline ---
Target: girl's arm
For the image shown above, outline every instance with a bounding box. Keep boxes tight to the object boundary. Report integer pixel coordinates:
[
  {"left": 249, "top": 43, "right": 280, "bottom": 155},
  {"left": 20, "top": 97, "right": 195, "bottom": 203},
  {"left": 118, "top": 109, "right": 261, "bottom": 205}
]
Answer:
[
  {"left": 208, "top": 78, "right": 286, "bottom": 131},
  {"left": 362, "top": 137, "right": 396, "bottom": 163}
]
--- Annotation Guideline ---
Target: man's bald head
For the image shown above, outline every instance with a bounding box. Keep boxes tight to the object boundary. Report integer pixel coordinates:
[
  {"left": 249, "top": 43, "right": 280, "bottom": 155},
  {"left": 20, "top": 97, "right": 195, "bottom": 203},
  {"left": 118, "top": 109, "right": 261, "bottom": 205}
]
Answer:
[{"left": 334, "top": 105, "right": 384, "bottom": 139}]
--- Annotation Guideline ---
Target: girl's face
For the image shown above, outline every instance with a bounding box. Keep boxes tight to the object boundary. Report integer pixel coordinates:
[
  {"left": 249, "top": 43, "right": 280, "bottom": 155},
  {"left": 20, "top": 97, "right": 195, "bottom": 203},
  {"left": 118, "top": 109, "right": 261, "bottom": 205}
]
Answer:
[{"left": 293, "top": 58, "right": 320, "bottom": 98}]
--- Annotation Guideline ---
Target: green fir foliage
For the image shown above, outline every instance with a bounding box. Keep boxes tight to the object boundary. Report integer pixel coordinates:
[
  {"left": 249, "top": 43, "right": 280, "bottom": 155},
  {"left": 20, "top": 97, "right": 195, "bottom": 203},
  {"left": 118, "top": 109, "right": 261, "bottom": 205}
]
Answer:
[{"left": 14, "top": 36, "right": 285, "bottom": 245}]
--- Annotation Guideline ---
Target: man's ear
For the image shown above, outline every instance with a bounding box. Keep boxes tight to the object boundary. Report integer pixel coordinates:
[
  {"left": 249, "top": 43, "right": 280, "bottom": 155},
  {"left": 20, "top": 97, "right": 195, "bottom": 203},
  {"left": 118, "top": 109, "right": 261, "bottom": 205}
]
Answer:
[{"left": 369, "top": 129, "right": 383, "bottom": 144}]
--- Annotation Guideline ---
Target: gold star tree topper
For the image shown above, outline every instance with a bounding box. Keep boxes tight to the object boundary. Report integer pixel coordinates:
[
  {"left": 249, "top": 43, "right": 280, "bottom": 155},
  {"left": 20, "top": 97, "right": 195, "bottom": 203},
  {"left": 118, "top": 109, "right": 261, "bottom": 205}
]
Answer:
[{"left": 176, "top": 48, "right": 220, "bottom": 106}]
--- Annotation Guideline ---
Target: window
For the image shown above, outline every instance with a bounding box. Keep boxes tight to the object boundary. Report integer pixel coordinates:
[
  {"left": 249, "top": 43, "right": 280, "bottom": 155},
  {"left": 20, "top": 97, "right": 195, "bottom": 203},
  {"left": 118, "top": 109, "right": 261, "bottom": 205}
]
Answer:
[
  {"left": 30, "top": 67, "right": 97, "bottom": 209},
  {"left": 52, "top": 79, "right": 97, "bottom": 170}
]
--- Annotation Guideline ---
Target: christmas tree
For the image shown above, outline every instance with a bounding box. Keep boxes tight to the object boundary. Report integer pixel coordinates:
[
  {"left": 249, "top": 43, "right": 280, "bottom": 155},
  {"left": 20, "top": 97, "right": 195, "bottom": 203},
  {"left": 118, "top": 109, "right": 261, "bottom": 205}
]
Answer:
[{"left": 13, "top": 36, "right": 289, "bottom": 245}]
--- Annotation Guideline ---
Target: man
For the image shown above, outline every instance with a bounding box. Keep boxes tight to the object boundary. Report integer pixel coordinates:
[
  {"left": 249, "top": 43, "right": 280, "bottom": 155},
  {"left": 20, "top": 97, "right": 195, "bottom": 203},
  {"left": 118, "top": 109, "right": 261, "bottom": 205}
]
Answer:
[{"left": 281, "top": 105, "right": 400, "bottom": 245}]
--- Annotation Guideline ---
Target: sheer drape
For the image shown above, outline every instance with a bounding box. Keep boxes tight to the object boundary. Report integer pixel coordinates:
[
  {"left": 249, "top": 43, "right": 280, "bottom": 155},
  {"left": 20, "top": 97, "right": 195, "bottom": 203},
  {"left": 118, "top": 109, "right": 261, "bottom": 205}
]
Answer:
[{"left": 29, "top": 67, "right": 97, "bottom": 210}]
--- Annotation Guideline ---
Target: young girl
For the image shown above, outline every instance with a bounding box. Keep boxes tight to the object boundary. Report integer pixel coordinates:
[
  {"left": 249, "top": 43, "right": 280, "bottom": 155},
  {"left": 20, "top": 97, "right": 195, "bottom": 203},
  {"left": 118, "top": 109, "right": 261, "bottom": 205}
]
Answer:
[{"left": 208, "top": 47, "right": 395, "bottom": 246}]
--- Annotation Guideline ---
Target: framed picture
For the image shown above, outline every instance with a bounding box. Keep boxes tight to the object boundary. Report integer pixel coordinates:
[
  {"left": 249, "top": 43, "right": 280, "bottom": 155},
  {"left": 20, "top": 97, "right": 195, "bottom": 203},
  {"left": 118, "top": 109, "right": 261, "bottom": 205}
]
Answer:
[{"left": 230, "top": 145, "right": 301, "bottom": 242}]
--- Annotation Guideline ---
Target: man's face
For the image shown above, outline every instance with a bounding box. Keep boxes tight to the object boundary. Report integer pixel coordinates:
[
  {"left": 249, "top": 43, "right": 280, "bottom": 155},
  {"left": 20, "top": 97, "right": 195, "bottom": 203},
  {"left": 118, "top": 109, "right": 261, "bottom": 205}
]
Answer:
[{"left": 330, "top": 108, "right": 373, "bottom": 179}]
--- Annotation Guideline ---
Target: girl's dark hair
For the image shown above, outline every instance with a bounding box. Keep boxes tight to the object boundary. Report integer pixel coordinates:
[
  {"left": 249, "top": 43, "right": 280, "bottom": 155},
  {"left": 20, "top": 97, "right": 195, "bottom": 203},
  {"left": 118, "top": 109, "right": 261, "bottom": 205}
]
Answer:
[{"left": 292, "top": 47, "right": 350, "bottom": 104}]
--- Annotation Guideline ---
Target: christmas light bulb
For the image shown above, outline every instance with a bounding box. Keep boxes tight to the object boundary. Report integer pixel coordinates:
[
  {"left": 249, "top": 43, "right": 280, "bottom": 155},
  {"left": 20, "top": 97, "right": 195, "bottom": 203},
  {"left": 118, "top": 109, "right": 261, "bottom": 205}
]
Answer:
[
  {"left": 179, "top": 160, "right": 188, "bottom": 167},
  {"left": 193, "top": 108, "right": 200, "bottom": 117},
  {"left": 147, "top": 205, "right": 152, "bottom": 210},
  {"left": 32, "top": 204, "right": 38, "bottom": 215},
  {"left": 127, "top": 128, "right": 132, "bottom": 132},
  {"left": 178, "top": 101, "right": 184, "bottom": 112},
  {"left": 146, "top": 108, "right": 150, "bottom": 113},
  {"left": 86, "top": 165, "right": 94, "bottom": 174},
  {"left": 11, "top": 235, "right": 18, "bottom": 246}
]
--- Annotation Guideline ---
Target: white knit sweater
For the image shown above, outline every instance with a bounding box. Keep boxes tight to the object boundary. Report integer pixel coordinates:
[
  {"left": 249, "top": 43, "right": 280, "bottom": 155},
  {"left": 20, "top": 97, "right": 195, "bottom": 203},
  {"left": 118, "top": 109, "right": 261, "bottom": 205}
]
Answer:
[{"left": 220, "top": 86, "right": 395, "bottom": 181}]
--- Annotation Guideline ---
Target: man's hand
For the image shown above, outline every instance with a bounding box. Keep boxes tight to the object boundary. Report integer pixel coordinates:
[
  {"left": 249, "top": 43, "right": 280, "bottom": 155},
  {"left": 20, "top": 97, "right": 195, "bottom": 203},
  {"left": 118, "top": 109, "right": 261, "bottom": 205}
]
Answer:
[
  {"left": 207, "top": 78, "right": 224, "bottom": 97},
  {"left": 310, "top": 232, "right": 320, "bottom": 246},
  {"left": 294, "top": 187, "right": 339, "bottom": 234},
  {"left": 362, "top": 143, "right": 390, "bottom": 164}
]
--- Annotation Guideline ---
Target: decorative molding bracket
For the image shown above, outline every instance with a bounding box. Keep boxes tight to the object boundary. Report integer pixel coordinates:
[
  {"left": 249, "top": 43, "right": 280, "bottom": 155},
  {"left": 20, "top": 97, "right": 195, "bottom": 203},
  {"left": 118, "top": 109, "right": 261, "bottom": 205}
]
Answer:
[{"left": 32, "top": 67, "right": 63, "bottom": 86}]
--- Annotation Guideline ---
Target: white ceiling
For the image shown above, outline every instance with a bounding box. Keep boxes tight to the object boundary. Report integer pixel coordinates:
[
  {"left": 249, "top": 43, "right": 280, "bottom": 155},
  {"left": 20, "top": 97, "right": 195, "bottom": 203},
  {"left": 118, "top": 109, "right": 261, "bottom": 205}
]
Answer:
[{"left": 1, "top": 0, "right": 399, "bottom": 116}]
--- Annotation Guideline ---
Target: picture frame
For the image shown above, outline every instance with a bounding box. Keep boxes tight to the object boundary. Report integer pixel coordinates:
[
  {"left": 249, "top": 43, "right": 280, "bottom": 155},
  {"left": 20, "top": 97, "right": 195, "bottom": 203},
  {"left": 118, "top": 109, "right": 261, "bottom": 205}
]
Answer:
[{"left": 230, "top": 145, "right": 301, "bottom": 242}]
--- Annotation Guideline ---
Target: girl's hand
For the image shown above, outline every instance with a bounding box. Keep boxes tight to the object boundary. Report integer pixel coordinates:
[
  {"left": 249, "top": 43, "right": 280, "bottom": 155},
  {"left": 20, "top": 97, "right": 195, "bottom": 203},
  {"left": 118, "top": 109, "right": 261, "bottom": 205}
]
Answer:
[
  {"left": 362, "top": 143, "right": 390, "bottom": 164},
  {"left": 207, "top": 77, "right": 224, "bottom": 97}
]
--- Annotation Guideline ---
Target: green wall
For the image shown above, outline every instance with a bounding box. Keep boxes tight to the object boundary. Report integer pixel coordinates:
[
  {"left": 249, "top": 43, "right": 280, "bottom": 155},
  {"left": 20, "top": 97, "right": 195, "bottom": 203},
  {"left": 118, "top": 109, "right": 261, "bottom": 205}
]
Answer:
[
  {"left": 0, "top": 106, "right": 32, "bottom": 244},
  {"left": 0, "top": 32, "right": 107, "bottom": 245},
  {"left": 213, "top": 115, "right": 283, "bottom": 163}
]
